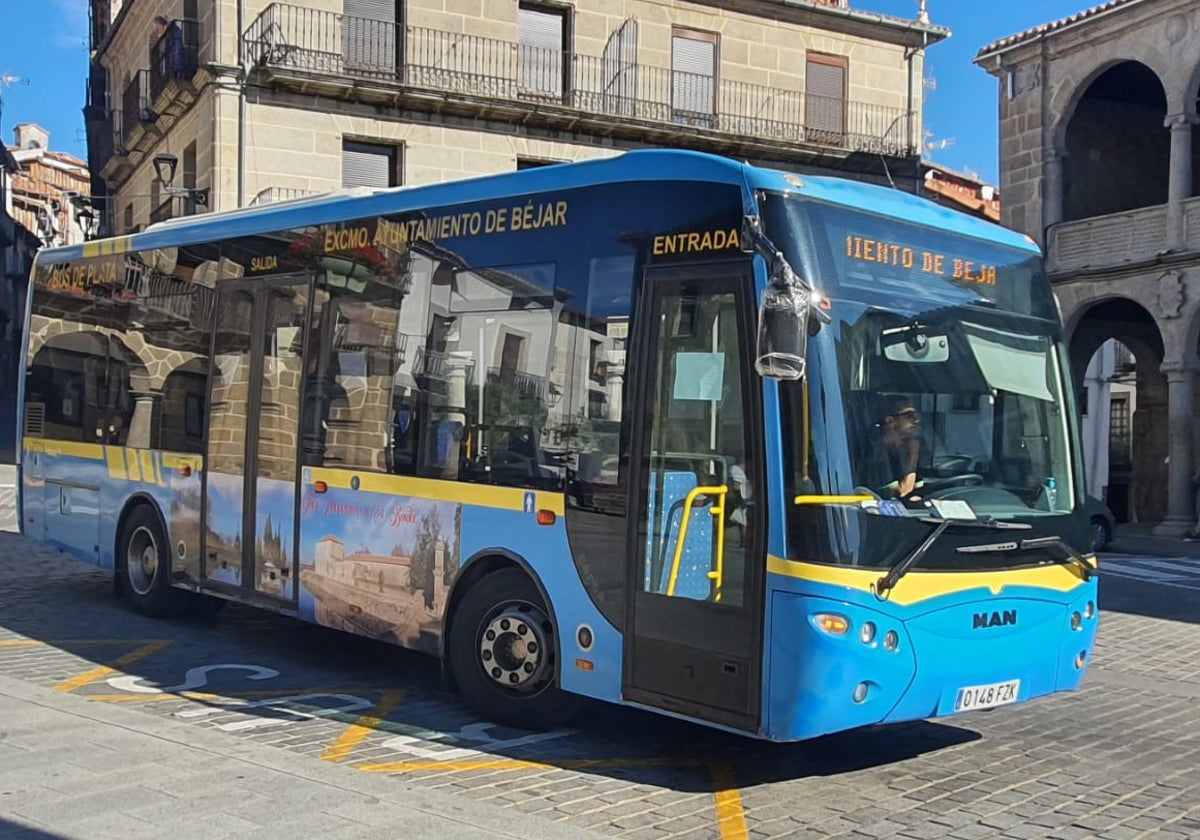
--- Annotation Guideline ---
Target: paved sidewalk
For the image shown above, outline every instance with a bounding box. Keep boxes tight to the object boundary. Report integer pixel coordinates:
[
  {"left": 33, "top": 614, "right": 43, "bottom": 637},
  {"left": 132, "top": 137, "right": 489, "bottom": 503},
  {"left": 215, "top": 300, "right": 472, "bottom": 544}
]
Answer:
[
  {"left": 0, "top": 673, "right": 605, "bottom": 840},
  {"left": 1107, "top": 522, "right": 1200, "bottom": 559}
]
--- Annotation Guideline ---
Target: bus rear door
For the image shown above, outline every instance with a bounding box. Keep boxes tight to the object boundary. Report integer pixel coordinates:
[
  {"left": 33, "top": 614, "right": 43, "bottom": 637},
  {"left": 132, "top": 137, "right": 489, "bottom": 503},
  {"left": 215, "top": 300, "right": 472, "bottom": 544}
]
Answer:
[
  {"left": 201, "top": 277, "right": 322, "bottom": 606},
  {"left": 623, "top": 263, "right": 764, "bottom": 734}
]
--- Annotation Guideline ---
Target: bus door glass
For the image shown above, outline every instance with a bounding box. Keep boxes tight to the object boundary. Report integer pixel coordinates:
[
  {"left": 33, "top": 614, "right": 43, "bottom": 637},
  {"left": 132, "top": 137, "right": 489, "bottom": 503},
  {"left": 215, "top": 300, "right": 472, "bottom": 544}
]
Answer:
[
  {"left": 203, "top": 276, "right": 325, "bottom": 603},
  {"left": 624, "top": 264, "right": 763, "bottom": 731}
]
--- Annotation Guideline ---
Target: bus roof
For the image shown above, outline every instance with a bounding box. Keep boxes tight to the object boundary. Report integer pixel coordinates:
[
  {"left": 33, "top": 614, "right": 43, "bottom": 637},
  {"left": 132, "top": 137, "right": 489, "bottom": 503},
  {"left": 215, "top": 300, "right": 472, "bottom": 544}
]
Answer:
[{"left": 39, "top": 149, "right": 1037, "bottom": 263}]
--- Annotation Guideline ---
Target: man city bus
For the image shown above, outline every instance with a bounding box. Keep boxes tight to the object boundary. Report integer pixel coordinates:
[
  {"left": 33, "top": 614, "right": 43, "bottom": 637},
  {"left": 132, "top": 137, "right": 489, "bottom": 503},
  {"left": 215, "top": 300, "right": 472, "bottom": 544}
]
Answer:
[{"left": 19, "top": 150, "right": 1097, "bottom": 740}]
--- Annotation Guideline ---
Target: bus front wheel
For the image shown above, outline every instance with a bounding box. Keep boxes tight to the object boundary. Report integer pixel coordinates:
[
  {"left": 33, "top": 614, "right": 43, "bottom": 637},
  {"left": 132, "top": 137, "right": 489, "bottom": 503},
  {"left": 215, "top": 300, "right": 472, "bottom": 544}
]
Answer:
[
  {"left": 449, "top": 568, "right": 579, "bottom": 731},
  {"left": 118, "top": 505, "right": 186, "bottom": 618}
]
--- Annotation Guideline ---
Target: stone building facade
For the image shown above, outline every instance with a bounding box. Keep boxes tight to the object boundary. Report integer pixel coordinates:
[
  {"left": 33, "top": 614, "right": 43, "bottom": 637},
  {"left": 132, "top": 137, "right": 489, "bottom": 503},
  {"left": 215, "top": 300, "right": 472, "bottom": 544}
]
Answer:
[
  {"left": 84, "top": 0, "right": 946, "bottom": 233},
  {"left": 976, "top": 0, "right": 1200, "bottom": 534}
]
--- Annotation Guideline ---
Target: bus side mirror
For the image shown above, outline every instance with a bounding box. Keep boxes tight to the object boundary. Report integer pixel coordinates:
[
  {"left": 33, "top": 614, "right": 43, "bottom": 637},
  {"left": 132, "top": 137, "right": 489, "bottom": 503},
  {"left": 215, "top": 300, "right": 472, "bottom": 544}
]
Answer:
[{"left": 754, "top": 255, "right": 811, "bottom": 381}]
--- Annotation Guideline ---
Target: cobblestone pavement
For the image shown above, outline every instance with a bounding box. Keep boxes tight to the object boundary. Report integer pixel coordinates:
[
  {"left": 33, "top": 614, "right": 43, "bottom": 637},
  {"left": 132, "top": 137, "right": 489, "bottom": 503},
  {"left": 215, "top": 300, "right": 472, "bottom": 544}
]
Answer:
[{"left": 2, "top": 527, "right": 1200, "bottom": 839}]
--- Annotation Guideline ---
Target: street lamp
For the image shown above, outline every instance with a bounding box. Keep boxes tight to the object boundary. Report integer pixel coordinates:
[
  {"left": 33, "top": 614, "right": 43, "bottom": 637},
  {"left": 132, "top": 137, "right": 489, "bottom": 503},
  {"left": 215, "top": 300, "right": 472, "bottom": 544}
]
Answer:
[{"left": 152, "top": 151, "right": 209, "bottom": 208}]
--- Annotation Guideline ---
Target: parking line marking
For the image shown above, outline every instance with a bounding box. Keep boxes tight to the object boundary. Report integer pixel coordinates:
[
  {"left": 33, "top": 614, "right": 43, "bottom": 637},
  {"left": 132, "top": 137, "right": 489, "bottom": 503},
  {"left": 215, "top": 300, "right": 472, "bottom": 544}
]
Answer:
[
  {"left": 0, "top": 638, "right": 159, "bottom": 648},
  {"left": 710, "top": 763, "right": 749, "bottom": 840},
  {"left": 321, "top": 689, "right": 406, "bottom": 763},
  {"left": 54, "top": 640, "right": 173, "bottom": 693}
]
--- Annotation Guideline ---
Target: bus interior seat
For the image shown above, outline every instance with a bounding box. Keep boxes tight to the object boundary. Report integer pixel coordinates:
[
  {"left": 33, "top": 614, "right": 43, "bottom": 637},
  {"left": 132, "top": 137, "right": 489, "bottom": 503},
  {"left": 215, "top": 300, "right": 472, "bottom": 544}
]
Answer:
[{"left": 646, "top": 469, "right": 716, "bottom": 601}]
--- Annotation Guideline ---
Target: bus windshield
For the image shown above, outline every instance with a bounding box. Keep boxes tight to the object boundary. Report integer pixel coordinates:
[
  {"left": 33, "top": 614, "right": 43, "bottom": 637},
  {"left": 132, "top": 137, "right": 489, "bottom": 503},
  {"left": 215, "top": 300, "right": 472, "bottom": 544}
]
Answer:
[{"left": 764, "top": 193, "right": 1083, "bottom": 568}]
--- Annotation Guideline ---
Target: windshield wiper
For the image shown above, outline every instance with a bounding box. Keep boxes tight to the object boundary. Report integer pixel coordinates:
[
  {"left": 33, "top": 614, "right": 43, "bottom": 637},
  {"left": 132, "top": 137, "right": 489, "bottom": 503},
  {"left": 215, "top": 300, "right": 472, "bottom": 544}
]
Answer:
[
  {"left": 1016, "top": 535, "right": 1096, "bottom": 581},
  {"left": 875, "top": 516, "right": 1033, "bottom": 599}
]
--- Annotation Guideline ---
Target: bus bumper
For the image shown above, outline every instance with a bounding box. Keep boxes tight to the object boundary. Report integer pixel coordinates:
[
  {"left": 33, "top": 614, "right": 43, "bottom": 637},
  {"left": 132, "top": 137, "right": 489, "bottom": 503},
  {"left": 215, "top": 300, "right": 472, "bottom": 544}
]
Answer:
[{"left": 762, "top": 582, "right": 1098, "bottom": 742}]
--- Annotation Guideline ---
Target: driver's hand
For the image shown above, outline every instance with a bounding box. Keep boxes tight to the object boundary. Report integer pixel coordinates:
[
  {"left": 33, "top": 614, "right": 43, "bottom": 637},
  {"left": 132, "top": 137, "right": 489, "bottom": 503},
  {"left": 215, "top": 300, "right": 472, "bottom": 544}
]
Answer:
[{"left": 897, "top": 472, "right": 917, "bottom": 497}]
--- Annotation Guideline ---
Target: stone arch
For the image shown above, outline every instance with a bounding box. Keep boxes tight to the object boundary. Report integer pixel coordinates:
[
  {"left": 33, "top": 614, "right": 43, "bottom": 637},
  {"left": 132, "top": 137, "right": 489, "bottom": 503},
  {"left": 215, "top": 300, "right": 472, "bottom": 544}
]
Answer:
[
  {"left": 26, "top": 330, "right": 150, "bottom": 445},
  {"left": 1067, "top": 298, "right": 1165, "bottom": 524},
  {"left": 1051, "top": 59, "right": 1169, "bottom": 222},
  {"left": 160, "top": 358, "right": 210, "bottom": 454}
]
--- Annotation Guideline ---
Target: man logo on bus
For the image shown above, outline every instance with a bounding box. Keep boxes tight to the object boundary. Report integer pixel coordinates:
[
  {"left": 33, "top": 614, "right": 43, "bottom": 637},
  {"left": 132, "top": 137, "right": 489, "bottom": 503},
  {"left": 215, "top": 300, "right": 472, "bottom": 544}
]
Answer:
[{"left": 973, "top": 610, "right": 1017, "bottom": 629}]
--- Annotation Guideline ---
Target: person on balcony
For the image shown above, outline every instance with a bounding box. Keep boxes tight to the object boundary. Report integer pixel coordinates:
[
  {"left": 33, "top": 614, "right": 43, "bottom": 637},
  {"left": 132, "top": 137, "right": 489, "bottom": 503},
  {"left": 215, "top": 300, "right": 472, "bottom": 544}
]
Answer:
[{"left": 154, "top": 16, "right": 185, "bottom": 79}]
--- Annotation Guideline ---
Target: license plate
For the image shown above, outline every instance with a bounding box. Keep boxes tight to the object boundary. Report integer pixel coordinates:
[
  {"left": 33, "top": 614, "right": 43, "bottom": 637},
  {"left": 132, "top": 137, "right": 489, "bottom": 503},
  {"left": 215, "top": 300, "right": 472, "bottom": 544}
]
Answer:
[{"left": 954, "top": 679, "right": 1020, "bottom": 713}]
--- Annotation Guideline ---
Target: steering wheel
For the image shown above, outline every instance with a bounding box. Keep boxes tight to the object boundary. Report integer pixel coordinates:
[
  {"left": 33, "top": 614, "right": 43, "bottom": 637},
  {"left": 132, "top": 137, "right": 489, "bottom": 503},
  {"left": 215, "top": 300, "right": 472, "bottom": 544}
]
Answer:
[{"left": 921, "top": 473, "right": 984, "bottom": 492}]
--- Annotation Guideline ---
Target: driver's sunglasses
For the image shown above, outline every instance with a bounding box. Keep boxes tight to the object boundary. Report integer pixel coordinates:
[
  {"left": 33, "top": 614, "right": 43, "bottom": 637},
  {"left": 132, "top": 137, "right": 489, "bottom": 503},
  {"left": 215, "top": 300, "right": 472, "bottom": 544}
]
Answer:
[{"left": 897, "top": 408, "right": 919, "bottom": 420}]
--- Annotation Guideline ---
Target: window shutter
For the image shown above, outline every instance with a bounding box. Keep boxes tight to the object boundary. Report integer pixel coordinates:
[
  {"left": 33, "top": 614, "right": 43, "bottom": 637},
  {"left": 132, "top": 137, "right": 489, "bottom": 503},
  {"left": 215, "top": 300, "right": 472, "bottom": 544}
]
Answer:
[
  {"left": 343, "top": 0, "right": 397, "bottom": 74},
  {"left": 672, "top": 35, "right": 714, "bottom": 116},
  {"left": 805, "top": 58, "right": 845, "bottom": 142},
  {"left": 342, "top": 142, "right": 394, "bottom": 188},
  {"left": 518, "top": 6, "right": 564, "bottom": 98}
]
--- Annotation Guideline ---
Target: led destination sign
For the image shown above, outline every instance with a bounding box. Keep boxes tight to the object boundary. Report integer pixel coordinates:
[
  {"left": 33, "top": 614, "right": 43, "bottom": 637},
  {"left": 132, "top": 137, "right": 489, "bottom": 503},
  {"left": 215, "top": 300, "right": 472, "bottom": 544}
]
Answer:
[{"left": 845, "top": 234, "right": 999, "bottom": 286}]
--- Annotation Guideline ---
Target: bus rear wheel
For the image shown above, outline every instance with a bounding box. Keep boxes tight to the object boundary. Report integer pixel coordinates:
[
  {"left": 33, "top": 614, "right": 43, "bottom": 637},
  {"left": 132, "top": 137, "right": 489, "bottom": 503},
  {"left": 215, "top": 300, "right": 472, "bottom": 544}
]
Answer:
[
  {"left": 449, "top": 569, "right": 578, "bottom": 731},
  {"left": 118, "top": 505, "right": 187, "bottom": 618}
]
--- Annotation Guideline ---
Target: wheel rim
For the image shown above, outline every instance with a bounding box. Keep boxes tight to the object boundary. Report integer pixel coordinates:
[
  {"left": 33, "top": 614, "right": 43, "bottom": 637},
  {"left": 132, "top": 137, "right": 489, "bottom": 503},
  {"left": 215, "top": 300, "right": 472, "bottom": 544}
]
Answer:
[
  {"left": 477, "top": 600, "right": 553, "bottom": 697},
  {"left": 127, "top": 525, "right": 159, "bottom": 596},
  {"left": 1092, "top": 521, "right": 1107, "bottom": 549}
]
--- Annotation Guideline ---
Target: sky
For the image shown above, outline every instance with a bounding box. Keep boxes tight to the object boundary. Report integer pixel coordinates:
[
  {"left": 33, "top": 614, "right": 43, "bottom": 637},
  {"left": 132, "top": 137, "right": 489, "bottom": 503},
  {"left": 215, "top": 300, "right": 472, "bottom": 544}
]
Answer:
[{"left": 1, "top": 0, "right": 1103, "bottom": 184}]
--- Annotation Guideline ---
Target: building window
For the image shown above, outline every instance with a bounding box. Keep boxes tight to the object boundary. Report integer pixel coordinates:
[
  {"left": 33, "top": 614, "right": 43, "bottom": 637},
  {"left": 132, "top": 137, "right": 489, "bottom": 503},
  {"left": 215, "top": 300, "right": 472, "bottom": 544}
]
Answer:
[
  {"left": 516, "top": 157, "right": 560, "bottom": 170},
  {"left": 672, "top": 28, "right": 717, "bottom": 124},
  {"left": 1108, "top": 395, "right": 1130, "bottom": 468},
  {"left": 342, "top": 140, "right": 401, "bottom": 188},
  {"left": 518, "top": 3, "right": 568, "bottom": 100},
  {"left": 805, "top": 52, "right": 847, "bottom": 144},
  {"left": 343, "top": 0, "right": 399, "bottom": 75}
]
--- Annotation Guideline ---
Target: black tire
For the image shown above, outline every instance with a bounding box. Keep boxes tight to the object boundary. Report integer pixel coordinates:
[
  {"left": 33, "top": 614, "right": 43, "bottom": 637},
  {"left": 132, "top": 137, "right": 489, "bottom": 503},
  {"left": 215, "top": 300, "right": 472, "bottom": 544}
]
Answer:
[
  {"left": 118, "top": 505, "right": 188, "bottom": 617},
  {"left": 449, "top": 568, "right": 580, "bottom": 730},
  {"left": 1091, "top": 516, "right": 1112, "bottom": 551}
]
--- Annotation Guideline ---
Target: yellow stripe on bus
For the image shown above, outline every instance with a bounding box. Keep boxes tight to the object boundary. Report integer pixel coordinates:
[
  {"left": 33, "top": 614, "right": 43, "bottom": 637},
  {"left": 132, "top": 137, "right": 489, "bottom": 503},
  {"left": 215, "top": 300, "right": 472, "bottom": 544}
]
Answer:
[
  {"left": 33, "top": 440, "right": 106, "bottom": 460},
  {"left": 140, "top": 450, "right": 158, "bottom": 485},
  {"left": 767, "top": 554, "right": 1091, "bottom": 605},
  {"left": 310, "top": 468, "right": 566, "bottom": 516},
  {"left": 125, "top": 448, "right": 141, "bottom": 481},
  {"left": 162, "top": 453, "right": 202, "bottom": 471},
  {"left": 106, "top": 446, "right": 128, "bottom": 479}
]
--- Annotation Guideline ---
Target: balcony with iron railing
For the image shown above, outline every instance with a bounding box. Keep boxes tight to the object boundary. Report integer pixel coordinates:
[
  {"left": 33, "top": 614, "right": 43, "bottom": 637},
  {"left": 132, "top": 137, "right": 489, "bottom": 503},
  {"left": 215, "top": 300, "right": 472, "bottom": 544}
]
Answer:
[
  {"left": 150, "top": 18, "right": 200, "bottom": 103},
  {"left": 243, "top": 3, "right": 914, "bottom": 157},
  {"left": 250, "top": 186, "right": 321, "bottom": 206},
  {"left": 488, "top": 366, "right": 547, "bottom": 400},
  {"left": 121, "top": 70, "right": 156, "bottom": 146}
]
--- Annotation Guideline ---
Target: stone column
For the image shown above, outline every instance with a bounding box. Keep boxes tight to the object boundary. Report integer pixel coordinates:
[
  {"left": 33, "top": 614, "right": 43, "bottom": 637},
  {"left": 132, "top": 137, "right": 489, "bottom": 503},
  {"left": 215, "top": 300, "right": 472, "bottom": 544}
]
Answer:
[
  {"left": 1042, "top": 147, "right": 1064, "bottom": 233},
  {"left": 1165, "top": 113, "right": 1196, "bottom": 251},
  {"left": 1153, "top": 359, "right": 1196, "bottom": 537},
  {"left": 125, "top": 391, "right": 160, "bottom": 449}
]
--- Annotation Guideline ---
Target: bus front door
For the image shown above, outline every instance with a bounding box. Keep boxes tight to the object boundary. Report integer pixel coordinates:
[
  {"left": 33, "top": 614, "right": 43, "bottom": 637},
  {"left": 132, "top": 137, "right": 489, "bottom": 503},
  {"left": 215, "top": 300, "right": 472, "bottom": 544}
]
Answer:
[
  {"left": 623, "top": 264, "right": 764, "bottom": 734},
  {"left": 202, "top": 278, "right": 323, "bottom": 605}
]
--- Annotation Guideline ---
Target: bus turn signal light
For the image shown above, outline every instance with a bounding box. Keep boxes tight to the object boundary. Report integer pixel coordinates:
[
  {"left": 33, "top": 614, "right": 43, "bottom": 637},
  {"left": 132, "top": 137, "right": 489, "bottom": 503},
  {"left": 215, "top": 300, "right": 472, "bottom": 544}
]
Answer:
[
  {"left": 814, "top": 613, "right": 850, "bottom": 635},
  {"left": 537, "top": 509, "right": 556, "bottom": 525},
  {"left": 314, "top": 480, "right": 328, "bottom": 494},
  {"left": 180, "top": 465, "right": 192, "bottom": 477}
]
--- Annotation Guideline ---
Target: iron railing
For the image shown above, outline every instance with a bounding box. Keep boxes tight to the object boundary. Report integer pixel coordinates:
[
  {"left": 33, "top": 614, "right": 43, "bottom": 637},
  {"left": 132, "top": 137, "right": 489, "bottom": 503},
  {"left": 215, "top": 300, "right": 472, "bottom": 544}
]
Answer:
[
  {"left": 121, "top": 70, "right": 154, "bottom": 142},
  {"left": 488, "top": 367, "right": 546, "bottom": 400},
  {"left": 150, "top": 18, "right": 200, "bottom": 101},
  {"left": 250, "top": 186, "right": 321, "bottom": 206},
  {"left": 243, "top": 3, "right": 913, "bottom": 155}
]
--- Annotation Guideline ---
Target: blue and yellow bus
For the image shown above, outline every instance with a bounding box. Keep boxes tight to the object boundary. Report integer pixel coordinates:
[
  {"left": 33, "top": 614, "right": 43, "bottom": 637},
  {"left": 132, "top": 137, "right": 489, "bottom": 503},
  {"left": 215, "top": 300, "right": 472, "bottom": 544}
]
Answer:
[{"left": 18, "top": 150, "right": 1097, "bottom": 740}]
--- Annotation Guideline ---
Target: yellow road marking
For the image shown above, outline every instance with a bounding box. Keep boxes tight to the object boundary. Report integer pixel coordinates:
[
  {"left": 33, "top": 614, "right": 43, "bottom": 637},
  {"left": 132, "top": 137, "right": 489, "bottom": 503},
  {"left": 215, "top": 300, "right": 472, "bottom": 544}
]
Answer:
[
  {"left": 0, "top": 640, "right": 42, "bottom": 647},
  {"left": 710, "top": 763, "right": 749, "bottom": 840},
  {"left": 321, "top": 689, "right": 406, "bottom": 763},
  {"left": 357, "top": 757, "right": 683, "bottom": 773},
  {"left": 54, "top": 640, "right": 173, "bottom": 693}
]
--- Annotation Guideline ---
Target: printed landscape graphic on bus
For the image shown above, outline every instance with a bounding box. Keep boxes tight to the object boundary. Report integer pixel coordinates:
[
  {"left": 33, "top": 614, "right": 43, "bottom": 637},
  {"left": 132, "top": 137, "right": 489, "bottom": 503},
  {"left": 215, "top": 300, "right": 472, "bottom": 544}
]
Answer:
[
  {"left": 204, "top": 471, "right": 247, "bottom": 587},
  {"left": 297, "top": 486, "right": 461, "bottom": 655}
]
